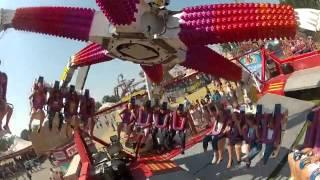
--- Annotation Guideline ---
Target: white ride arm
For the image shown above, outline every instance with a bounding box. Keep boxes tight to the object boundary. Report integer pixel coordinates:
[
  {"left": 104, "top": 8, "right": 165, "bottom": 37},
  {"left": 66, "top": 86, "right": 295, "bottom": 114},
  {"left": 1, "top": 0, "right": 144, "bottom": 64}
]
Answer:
[
  {"left": 295, "top": 8, "right": 320, "bottom": 32},
  {"left": 0, "top": 9, "right": 15, "bottom": 31}
]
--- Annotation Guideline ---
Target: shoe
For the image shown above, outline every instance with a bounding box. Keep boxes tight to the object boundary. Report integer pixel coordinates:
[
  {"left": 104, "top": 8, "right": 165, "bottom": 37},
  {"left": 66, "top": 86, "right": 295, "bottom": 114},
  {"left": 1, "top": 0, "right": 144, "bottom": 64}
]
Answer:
[
  {"left": 181, "top": 150, "right": 185, "bottom": 155},
  {"left": 211, "top": 155, "right": 217, "bottom": 164},
  {"left": 227, "top": 161, "right": 233, "bottom": 169},
  {"left": 246, "top": 161, "right": 251, "bottom": 168},
  {"left": 37, "top": 128, "right": 41, "bottom": 133},
  {"left": 217, "top": 158, "right": 223, "bottom": 164}
]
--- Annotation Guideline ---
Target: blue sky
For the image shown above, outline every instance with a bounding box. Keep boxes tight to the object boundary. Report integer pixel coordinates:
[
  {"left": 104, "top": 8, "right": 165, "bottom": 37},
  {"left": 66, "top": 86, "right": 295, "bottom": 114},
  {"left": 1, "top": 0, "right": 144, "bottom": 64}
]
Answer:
[{"left": 0, "top": 0, "right": 279, "bottom": 135}]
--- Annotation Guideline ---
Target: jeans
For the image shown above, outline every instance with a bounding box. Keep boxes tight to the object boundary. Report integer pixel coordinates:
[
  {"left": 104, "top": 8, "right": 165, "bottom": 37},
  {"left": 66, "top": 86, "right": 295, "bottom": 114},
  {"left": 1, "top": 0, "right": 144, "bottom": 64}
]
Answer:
[
  {"left": 152, "top": 128, "right": 169, "bottom": 150},
  {"left": 203, "top": 135, "right": 220, "bottom": 151},
  {"left": 263, "top": 143, "right": 274, "bottom": 164},
  {"left": 247, "top": 142, "right": 262, "bottom": 161},
  {"left": 169, "top": 130, "right": 186, "bottom": 150},
  {"left": 48, "top": 111, "right": 64, "bottom": 131}
]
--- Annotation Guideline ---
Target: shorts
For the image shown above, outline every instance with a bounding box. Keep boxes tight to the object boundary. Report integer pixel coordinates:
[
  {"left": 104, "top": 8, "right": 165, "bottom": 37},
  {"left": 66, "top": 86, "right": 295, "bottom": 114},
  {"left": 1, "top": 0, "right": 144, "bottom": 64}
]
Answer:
[
  {"left": 0, "top": 99, "right": 6, "bottom": 111},
  {"left": 64, "top": 112, "right": 78, "bottom": 119},
  {"left": 226, "top": 137, "right": 242, "bottom": 146}
]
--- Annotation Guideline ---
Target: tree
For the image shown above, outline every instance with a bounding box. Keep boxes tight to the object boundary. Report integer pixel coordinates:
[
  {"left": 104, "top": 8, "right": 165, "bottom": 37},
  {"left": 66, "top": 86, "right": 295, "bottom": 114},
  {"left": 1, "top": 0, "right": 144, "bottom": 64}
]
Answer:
[
  {"left": 280, "top": 0, "right": 320, "bottom": 9},
  {"left": 95, "top": 102, "right": 102, "bottom": 111},
  {"left": 20, "top": 129, "right": 31, "bottom": 141},
  {"left": 0, "top": 136, "right": 14, "bottom": 152},
  {"left": 102, "top": 95, "right": 120, "bottom": 103}
]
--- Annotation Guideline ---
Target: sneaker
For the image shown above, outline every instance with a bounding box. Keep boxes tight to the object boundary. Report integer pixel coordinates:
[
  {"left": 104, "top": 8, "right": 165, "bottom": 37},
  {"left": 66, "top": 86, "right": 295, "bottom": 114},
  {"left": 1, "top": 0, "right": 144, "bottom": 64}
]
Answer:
[{"left": 211, "top": 155, "right": 217, "bottom": 164}]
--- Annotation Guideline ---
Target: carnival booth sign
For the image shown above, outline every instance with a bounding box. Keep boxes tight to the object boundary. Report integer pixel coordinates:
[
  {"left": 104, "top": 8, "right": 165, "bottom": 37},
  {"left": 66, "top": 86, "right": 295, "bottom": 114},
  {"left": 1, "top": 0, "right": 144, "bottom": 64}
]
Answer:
[{"left": 240, "top": 51, "right": 263, "bottom": 80}]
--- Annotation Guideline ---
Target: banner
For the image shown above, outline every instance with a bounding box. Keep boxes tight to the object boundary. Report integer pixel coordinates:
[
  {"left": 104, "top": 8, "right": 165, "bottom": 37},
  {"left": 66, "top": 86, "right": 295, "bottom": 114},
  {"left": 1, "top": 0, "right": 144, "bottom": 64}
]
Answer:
[{"left": 240, "top": 51, "right": 263, "bottom": 80}]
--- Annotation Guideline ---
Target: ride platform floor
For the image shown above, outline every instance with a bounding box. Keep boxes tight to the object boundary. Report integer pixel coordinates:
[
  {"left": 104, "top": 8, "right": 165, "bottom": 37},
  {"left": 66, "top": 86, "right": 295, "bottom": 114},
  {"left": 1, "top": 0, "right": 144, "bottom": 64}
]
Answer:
[{"left": 137, "top": 94, "right": 315, "bottom": 180}]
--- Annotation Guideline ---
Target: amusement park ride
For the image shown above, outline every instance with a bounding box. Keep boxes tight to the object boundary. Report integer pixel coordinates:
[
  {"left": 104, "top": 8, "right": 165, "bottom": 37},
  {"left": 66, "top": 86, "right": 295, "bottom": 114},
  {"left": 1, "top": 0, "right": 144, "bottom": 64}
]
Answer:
[
  {"left": 114, "top": 74, "right": 144, "bottom": 98},
  {"left": 1, "top": 0, "right": 320, "bottom": 179}
]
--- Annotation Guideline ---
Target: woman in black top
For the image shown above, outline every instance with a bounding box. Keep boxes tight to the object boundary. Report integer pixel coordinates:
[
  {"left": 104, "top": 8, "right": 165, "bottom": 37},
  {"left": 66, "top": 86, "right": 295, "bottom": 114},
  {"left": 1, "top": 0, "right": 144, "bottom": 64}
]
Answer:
[{"left": 225, "top": 112, "right": 243, "bottom": 168}]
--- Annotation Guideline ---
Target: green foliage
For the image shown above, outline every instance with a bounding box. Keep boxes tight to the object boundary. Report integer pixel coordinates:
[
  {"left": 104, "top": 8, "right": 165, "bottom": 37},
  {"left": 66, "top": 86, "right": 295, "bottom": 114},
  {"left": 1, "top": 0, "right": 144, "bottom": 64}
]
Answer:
[
  {"left": 0, "top": 136, "right": 14, "bottom": 152},
  {"left": 20, "top": 129, "right": 31, "bottom": 141},
  {"left": 102, "top": 95, "right": 120, "bottom": 103},
  {"left": 95, "top": 101, "right": 102, "bottom": 111},
  {"left": 280, "top": 0, "right": 320, "bottom": 9}
]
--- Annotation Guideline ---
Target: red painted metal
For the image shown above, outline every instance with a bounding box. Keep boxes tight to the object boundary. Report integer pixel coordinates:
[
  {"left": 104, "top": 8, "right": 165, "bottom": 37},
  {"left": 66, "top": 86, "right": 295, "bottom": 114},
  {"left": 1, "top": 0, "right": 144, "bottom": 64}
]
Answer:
[
  {"left": 182, "top": 46, "right": 242, "bottom": 81},
  {"left": 74, "top": 130, "right": 92, "bottom": 164},
  {"left": 261, "top": 48, "right": 266, "bottom": 82},
  {"left": 72, "top": 43, "right": 113, "bottom": 68},
  {"left": 140, "top": 64, "right": 164, "bottom": 84},
  {"left": 95, "top": 0, "right": 138, "bottom": 25},
  {"left": 180, "top": 3, "right": 296, "bottom": 46},
  {"left": 12, "top": 7, "right": 95, "bottom": 41},
  {"left": 258, "top": 49, "right": 320, "bottom": 97}
]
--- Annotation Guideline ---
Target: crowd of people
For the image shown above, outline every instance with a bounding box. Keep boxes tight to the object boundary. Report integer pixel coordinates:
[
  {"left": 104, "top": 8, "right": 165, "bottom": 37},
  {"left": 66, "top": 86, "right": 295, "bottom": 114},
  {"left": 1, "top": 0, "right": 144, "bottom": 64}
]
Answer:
[
  {"left": 117, "top": 77, "right": 287, "bottom": 170},
  {"left": 0, "top": 161, "right": 22, "bottom": 179},
  {"left": 0, "top": 153, "right": 40, "bottom": 180},
  {"left": 29, "top": 76, "right": 96, "bottom": 136},
  {"left": 281, "top": 36, "right": 316, "bottom": 57},
  {"left": 117, "top": 97, "right": 189, "bottom": 155}
]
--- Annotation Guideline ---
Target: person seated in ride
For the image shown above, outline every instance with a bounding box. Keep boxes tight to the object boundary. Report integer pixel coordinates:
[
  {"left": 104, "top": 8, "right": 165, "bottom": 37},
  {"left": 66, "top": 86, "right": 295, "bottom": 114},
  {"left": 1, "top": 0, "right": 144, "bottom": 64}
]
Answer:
[
  {"left": 202, "top": 105, "right": 228, "bottom": 164},
  {"left": 134, "top": 100, "right": 153, "bottom": 149},
  {"left": 28, "top": 76, "right": 47, "bottom": 133},
  {"left": 242, "top": 113, "right": 262, "bottom": 167},
  {"left": 117, "top": 97, "right": 138, "bottom": 143},
  {"left": 288, "top": 109, "right": 320, "bottom": 180},
  {"left": 0, "top": 70, "right": 12, "bottom": 133},
  {"left": 225, "top": 111, "right": 243, "bottom": 168},
  {"left": 47, "top": 81, "right": 64, "bottom": 131},
  {"left": 260, "top": 112, "right": 282, "bottom": 165},
  {"left": 152, "top": 102, "right": 171, "bottom": 152},
  {"left": 153, "top": 98, "right": 161, "bottom": 112},
  {"left": 79, "top": 89, "right": 95, "bottom": 135},
  {"left": 64, "top": 85, "right": 80, "bottom": 136},
  {"left": 170, "top": 104, "right": 188, "bottom": 154}
]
